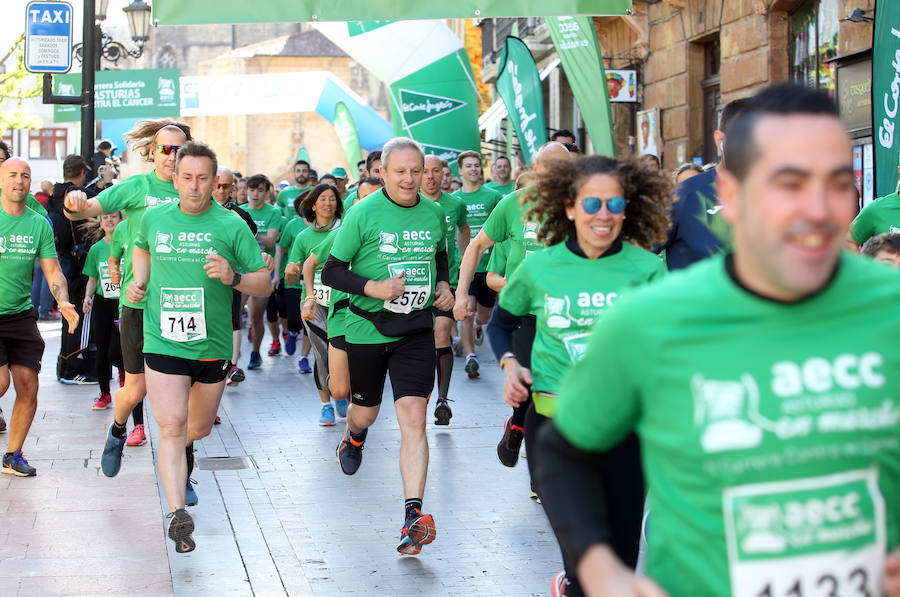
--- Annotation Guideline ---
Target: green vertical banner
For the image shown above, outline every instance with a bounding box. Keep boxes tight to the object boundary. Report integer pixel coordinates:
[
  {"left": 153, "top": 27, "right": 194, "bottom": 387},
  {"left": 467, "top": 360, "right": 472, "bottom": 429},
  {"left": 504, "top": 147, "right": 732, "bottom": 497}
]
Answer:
[
  {"left": 496, "top": 37, "right": 548, "bottom": 166},
  {"left": 546, "top": 16, "right": 616, "bottom": 157},
  {"left": 875, "top": 4, "right": 900, "bottom": 197},
  {"left": 334, "top": 101, "right": 364, "bottom": 182}
]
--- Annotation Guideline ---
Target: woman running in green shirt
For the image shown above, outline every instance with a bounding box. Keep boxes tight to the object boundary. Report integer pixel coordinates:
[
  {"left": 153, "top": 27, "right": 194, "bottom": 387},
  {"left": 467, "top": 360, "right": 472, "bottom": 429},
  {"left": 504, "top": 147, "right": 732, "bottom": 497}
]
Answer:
[{"left": 487, "top": 155, "right": 672, "bottom": 597}]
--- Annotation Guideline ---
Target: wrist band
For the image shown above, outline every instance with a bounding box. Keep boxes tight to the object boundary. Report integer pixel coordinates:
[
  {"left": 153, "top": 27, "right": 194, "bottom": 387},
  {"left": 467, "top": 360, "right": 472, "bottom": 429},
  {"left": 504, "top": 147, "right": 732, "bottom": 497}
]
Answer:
[{"left": 499, "top": 352, "right": 516, "bottom": 368}]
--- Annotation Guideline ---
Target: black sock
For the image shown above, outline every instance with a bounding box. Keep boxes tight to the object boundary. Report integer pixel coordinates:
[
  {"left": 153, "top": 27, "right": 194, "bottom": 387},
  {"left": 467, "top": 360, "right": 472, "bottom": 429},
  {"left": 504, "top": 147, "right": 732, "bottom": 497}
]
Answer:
[
  {"left": 131, "top": 400, "right": 144, "bottom": 426},
  {"left": 510, "top": 395, "right": 532, "bottom": 428},
  {"left": 405, "top": 498, "right": 423, "bottom": 520},
  {"left": 111, "top": 420, "right": 127, "bottom": 439},
  {"left": 348, "top": 427, "right": 367, "bottom": 444},
  {"left": 186, "top": 443, "right": 195, "bottom": 477},
  {"left": 435, "top": 346, "right": 453, "bottom": 400}
]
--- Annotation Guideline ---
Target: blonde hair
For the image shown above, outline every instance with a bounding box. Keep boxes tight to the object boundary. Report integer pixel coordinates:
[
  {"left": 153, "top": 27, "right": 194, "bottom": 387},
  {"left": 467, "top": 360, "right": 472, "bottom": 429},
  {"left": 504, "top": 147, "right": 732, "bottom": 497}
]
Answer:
[{"left": 123, "top": 119, "right": 192, "bottom": 161}]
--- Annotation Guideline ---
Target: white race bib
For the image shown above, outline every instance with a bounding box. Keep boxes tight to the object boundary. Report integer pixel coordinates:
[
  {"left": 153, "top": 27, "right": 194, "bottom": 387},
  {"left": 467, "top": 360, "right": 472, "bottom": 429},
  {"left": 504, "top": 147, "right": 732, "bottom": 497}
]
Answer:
[
  {"left": 312, "top": 270, "right": 331, "bottom": 307},
  {"left": 723, "top": 469, "right": 885, "bottom": 597},
  {"left": 383, "top": 261, "right": 432, "bottom": 314},
  {"left": 159, "top": 287, "right": 207, "bottom": 342},
  {"left": 98, "top": 261, "right": 120, "bottom": 299}
]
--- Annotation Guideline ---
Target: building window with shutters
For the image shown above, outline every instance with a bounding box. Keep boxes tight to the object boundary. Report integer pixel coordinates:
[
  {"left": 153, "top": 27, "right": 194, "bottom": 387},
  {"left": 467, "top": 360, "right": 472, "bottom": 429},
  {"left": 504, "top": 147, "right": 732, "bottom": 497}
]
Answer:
[{"left": 28, "top": 128, "right": 67, "bottom": 159}]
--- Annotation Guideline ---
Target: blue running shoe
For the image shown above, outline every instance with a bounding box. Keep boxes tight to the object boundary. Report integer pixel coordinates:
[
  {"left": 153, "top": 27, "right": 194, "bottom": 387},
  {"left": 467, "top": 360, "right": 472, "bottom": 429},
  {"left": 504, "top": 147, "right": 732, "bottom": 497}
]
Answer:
[
  {"left": 101, "top": 424, "right": 126, "bottom": 477},
  {"left": 284, "top": 331, "right": 298, "bottom": 355},
  {"left": 298, "top": 356, "right": 312, "bottom": 374},
  {"left": 319, "top": 403, "right": 335, "bottom": 426},
  {"left": 334, "top": 398, "right": 349, "bottom": 418},
  {"left": 247, "top": 351, "right": 262, "bottom": 370},
  {"left": 185, "top": 477, "right": 198, "bottom": 507},
  {"left": 465, "top": 355, "right": 480, "bottom": 379},
  {"left": 397, "top": 510, "right": 436, "bottom": 555},
  {"left": 2, "top": 450, "right": 36, "bottom": 477}
]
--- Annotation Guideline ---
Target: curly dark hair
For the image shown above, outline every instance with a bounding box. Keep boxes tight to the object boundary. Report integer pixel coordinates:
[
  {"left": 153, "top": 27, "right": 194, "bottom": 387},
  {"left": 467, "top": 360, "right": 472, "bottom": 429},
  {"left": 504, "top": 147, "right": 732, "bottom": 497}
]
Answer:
[
  {"left": 299, "top": 183, "right": 344, "bottom": 222},
  {"left": 528, "top": 155, "right": 673, "bottom": 250}
]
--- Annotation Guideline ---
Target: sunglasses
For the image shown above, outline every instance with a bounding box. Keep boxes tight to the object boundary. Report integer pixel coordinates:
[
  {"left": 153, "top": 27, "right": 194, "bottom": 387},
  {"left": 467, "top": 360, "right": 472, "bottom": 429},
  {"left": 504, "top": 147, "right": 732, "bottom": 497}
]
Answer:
[
  {"left": 579, "top": 196, "right": 627, "bottom": 215},
  {"left": 216, "top": 183, "right": 233, "bottom": 190},
  {"left": 155, "top": 144, "right": 181, "bottom": 156}
]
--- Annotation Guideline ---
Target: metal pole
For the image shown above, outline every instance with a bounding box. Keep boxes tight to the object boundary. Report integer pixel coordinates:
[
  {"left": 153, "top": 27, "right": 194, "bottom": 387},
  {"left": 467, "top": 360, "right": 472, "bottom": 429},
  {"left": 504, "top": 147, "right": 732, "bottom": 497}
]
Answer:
[{"left": 80, "top": 0, "right": 95, "bottom": 160}]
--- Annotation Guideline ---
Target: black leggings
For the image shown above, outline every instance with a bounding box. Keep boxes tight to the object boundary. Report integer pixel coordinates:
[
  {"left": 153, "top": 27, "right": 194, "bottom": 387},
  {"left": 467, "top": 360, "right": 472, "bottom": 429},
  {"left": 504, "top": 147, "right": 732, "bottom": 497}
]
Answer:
[
  {"left": 285, "top": 287, "right": 303, "bottom": 333},
  {"left": 91, "top": 294, "right": 123, "bottom": 395}
]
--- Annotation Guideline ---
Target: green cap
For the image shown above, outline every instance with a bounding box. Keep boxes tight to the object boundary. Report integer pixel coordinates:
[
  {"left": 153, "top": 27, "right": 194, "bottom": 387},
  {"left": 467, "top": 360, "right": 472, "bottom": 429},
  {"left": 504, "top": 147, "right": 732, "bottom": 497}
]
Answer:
[{"left": 331, "top": 167, "right": 348, "bottom": 179}]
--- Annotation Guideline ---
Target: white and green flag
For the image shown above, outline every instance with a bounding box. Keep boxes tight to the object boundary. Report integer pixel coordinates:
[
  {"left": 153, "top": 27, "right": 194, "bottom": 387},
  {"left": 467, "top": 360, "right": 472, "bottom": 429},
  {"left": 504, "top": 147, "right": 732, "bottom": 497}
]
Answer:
[
  {"left": 875, "top": 3, "right": 900, "bottom": 197},
  {"left": 496, "top": 36, "right": 548, "bottom": 166},
  {"left": 334, "top": 102, "right": 364, "bottom": 182}
]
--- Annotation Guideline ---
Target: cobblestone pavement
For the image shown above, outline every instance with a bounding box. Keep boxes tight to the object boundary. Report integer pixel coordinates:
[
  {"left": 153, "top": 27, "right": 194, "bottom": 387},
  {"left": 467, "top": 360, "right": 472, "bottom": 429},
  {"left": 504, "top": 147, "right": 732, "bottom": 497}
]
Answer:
[{"left": 3, "top": 321, "right": 562, "bottom": 596}]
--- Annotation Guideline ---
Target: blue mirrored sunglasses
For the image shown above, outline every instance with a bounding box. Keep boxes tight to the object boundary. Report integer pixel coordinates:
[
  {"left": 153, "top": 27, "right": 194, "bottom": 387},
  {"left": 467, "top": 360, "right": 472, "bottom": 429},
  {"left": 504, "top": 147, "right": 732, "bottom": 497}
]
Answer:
[{"left": 579, "top": 196, "right": 627, "bottom": 215}]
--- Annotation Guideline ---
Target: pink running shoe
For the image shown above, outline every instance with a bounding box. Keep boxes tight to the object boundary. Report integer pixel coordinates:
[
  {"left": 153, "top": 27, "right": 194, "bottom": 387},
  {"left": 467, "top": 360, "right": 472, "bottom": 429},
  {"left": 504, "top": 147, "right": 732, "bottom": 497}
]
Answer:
[
  {"left": 126, "top": 424, "right": 146, "bottom": 447},
  {"left": 92, "top": 393, "right": 112, "bottom": 410}
]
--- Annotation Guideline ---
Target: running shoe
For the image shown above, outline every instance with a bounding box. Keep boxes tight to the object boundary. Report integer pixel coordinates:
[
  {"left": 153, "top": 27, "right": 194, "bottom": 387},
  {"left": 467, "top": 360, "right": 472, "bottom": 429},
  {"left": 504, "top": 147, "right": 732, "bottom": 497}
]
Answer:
[
  {"left": 214, "top": 415, "right": 221, "bottom": 425},
  {"left": 118, "top": 368, "right": 126, "bottom": 387},
  {"left": 336, "top": 426, "right": 366, "bottom": 475},
  {"left": 166, "top": 508, "right": 196, "bottom": 553},
  {"left": 474, "top": 325, "right": 484, "bottom": 346},
  {"left": 319, "top": 403, "right": 336, "bottom": 426},
  {"left": 267, "top": 340, "right": 281, "bottom": 356},
  {"left": 2, "top": 450, "right": 36, "bottom": 477},
  {"left": 125, "top": 424, "right": 146, "bottom": 447},
  {"left": 0, "top": 408, "right": 7, "bottom": 433},
  {"left": 334, "top": 398, "right": 349, "bottom": 418},
  {"left": 101, "top": 423, "right": 126, "bottom": 477},
  {"left": 91, "top": 393, "right": 112, "bottom": 410},
  {"left": 397, "top": 509, "right": 436, "bottom": 555},
  {"left": 551, "top": 571, "right": 567, "bottom": 597},
  {"left": 284, "top": 331, "right": 298, "bottom": 355},
  {"left": 434, "top": 398, "right": 452, "bottom": 426},
  {"left": 465, "top": 355, "right": 480, "bottom": 379},
  {"left": 225, "top": 366, "right": 245, "bottom": 386},
  {"left": 496, "top": 417, "right": 525, "bottom": 467},
  {"left": 247, "top": 351, "right": 262, "bottom": 370},
  {"left": 185, "top": 477, "right": 198, "bottom": 507},
  {"left": 298, "top": 356, "right": 312, "bottom": 374},
  {"left": 59, "top": 374, "right": 99, "bottom": 385}
]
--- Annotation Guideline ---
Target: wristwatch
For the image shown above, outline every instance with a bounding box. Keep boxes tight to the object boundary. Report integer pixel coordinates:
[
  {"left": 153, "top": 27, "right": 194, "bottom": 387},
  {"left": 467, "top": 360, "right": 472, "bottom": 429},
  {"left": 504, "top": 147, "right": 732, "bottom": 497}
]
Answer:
[{"left": 230, "top": 272, "right": 242, "bottom": 287}]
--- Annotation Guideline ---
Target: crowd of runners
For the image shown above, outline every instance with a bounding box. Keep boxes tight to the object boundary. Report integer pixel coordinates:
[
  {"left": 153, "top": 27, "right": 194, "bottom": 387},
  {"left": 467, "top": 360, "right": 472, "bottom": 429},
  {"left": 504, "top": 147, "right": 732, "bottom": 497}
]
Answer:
[{"left": 0, "top": 81, "right": 899, "bottom": 596}]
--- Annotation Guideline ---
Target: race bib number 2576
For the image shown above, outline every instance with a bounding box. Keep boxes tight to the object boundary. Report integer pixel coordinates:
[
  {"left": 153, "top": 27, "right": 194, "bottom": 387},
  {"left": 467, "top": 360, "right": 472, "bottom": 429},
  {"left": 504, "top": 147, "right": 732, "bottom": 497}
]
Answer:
[{"left": 383, "top": 261, "right": 431, "bottom": 314}]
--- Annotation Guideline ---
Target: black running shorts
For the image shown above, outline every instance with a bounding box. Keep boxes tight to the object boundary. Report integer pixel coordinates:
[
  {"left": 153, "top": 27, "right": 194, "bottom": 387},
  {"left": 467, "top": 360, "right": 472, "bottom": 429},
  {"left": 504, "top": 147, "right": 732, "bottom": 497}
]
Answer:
[
  {"left": 0, "top": 309, "right": 45, "bottom": 371},
  {"left": 431, "top": 287, "right": 456, "bottom": 319},
  {"left": 467, "top": 272, "right": 497, "bottom": 309},
  {"left": 347, "top": 330, "right": 435, "bottom": 407},
  {"left": 119, "top": 306, "right": 145, "bottom": 374},
  {"left": 329, "top": 335, "right": 347, "bottom": 351},
  {"left": 231, "top": 288, "right": 242, "bottom": 332},
  {"left": 144, "top": 353, "right": 229, "bottom": 385}
]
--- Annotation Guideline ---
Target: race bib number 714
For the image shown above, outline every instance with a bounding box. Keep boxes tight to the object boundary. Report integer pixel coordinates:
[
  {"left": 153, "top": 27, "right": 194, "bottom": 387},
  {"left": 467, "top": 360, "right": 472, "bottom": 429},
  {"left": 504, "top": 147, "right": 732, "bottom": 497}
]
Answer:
[
  {"left": 160, "top": 287, "right": 207, "bottom": 342},
  {"left": 722, "top": 469, "right": 886, "bottom": 597}
]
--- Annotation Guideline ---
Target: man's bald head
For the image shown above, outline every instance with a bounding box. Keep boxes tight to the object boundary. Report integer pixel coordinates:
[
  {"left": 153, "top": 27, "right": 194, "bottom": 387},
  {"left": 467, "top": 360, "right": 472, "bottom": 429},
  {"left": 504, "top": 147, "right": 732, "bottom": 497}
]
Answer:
[
  {"left": 534, "top": 142, "right": 571, "bottom": 174},
  {"left": 213, "top": 166, "right": 235, "bottom": 204},
  {"left": 0, "top": 157, "right": 32, "bottom": 204},
  {"left": 424, "top": 155, "right": 442, "bottom": 169}
]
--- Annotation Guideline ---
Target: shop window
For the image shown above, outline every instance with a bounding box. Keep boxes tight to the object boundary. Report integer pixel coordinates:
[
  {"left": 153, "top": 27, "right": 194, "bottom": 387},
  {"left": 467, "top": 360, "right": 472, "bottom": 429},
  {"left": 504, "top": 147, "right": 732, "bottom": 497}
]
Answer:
[
  {"left": 28, "top": 128, "right": 67, "bottom": 159},
  {"left": 790, "top": 0, "right": 839, "bottom": 94}
]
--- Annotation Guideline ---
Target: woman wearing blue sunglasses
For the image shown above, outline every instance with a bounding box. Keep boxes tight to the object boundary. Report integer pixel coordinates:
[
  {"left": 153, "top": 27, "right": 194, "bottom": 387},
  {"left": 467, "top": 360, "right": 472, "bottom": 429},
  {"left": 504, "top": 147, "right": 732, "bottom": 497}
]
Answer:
[{"left": 487, "top": 154, "right": 673, "bottom": 597}]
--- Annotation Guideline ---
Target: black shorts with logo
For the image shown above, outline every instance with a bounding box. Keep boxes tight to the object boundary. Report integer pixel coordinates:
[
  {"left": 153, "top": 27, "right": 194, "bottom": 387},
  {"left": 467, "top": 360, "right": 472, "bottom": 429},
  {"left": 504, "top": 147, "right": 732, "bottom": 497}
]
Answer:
[
  {"left": 347, "top": 330, "right": 435, "bottom": 407},
  {"left": 468, "top": 272, "right": 497, "bottom": 309},
  {"left": 144, "top": 353, "right": 230, "bottom": 385},
  {"left": 119, "top": 306, "right": 145, "bottom": 374},
  {"left": 0, "top": 309, "right": 45, "bottom": 371}
]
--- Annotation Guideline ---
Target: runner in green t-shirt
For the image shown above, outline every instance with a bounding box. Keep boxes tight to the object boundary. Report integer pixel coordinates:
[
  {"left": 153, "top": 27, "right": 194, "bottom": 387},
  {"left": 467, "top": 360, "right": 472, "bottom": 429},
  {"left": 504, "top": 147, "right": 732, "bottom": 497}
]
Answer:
[
  {"left": 283, "top": 184, "right": 346, "bottom": 426},
  {"left": 485, "top": 239, "right": 510, "bottom": 292},
  {"left": 127, "top": 142, "right": 269, "bottom": 554},
  {"left": 535, "top": 84, "right": 900, "bottom": 597},
  {"left": 451, "top": 150, "right": 503, "bottom": 378},
  {"left": 0, "top": 157, "right": 79, "bottom": 477},
  {"left": 243, "top": 175, "right": 280, "bottom": 370},
  {"left": 485, "top": 155, "right": 515, "bottom": 197},
  {"left": 275, "top": 159, "right": 313, "bottom": 220},
  {"left": 421, "top": 155, "right": 469, "bottom": 425},
  {"left": 82, "top": 212, "right": 125, "bottom": 413},
  {"left": 342, "top": 151, "right": 383, "bottom": 213},
  {"left": 321, "top": 138, "right": 452, "bottom": 556},
  {"left": 64, "top": 120, "right": 189, "bottom": 488},
  {"left": 850, "top": 190, "right": 900, "bottom": 247}
]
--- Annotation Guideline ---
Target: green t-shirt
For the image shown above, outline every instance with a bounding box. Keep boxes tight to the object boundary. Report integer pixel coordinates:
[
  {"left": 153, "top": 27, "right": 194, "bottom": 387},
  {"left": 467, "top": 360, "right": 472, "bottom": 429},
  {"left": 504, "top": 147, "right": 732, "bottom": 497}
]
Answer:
[
  {"left": 554, "top": 253, "right": 900, "bottom": 597},
  {"left": 135, "top": 201, "right": 265, "bottom": 361},
  {"left": 279, "top": 217, "right": 309, "bottom": 288},
  {"left": 453, "top": 185, "right": 502, "bottom": 272},
  {"left": 245, "top": 202, "right": 282, "bottom": 257},
  {"left": 276, "top": 185, "right": 312, "bottom": 220},
  {"left": 850, "top": 192, "right": 900, "bottom": 245},
  {"left": 288, "top": 223, "right": 339, "bottom": 302},
  {"left": 501, "top": 240, "right": 665, "bottom": 414},
  {"left": 485, "top": 180, "right": 515, "bottom": 197},
  {"left": 482, "top": 187, "right": 544, "bottom": 278},
  {"left": 330, "top": 189, "right": 446, "bottom": 344},
  {"left": 83, "top": 237, "right": 120, "bottom": 300},
  {"left": 97, "top": 171, "right": 179, "bottom": 309},
  {"left": 429, "top": 192, "right": 467, "bottom": 287},
  {"left": 310, "top": 229, "right": 347, "bottom": 340},
  {"left": 0, "top": 203, "right": 56, "bottom": 314},
  {"left": 342, "top": 188, "right": 358, "bottom": 213},
  {"left": 26, "top": 193, "right": 48, "bottom": 217},
  {"left": 487, "top": 239, "right": 509, "bottom": 276},
  {"left": 109, "top": 220, "right": 128, "bottom": 260}
]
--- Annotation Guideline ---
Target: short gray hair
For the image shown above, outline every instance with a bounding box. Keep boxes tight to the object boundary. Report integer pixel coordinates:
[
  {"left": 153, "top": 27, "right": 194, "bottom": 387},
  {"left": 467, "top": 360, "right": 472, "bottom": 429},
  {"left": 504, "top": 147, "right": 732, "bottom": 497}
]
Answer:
[
  {"left": 176, "top": 141, "right": 218, "bottom": 177},
  {"left": 381, "top": 137, "right": 425, "bottom": 169}
]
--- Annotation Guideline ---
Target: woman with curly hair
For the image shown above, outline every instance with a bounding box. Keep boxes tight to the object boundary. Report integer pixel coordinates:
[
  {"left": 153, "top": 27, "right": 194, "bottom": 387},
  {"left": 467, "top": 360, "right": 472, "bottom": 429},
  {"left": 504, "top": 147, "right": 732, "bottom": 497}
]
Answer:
[{"left": 486, "top": 154, "right": 672, "bottom": 597}]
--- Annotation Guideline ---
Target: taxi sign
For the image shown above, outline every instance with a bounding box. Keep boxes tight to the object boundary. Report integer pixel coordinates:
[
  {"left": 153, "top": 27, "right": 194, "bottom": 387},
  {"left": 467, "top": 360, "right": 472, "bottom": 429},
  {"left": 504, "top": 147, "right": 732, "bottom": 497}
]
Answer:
[{"left": 24, "top": 1, "right": 74, "bottom": 74}]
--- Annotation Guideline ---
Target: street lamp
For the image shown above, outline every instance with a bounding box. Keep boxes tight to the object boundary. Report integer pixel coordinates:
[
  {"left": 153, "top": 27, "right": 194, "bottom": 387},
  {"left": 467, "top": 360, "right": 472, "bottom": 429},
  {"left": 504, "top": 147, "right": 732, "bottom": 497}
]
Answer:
[
  {"left": 122, "top": 1, "right": 152, "bottom": 49},
  {"left": 95, "top": 0, "right": 110, "bottom": 21},
  {"left": 73, "top": 0, "right": 153, "bottom": 66}
]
